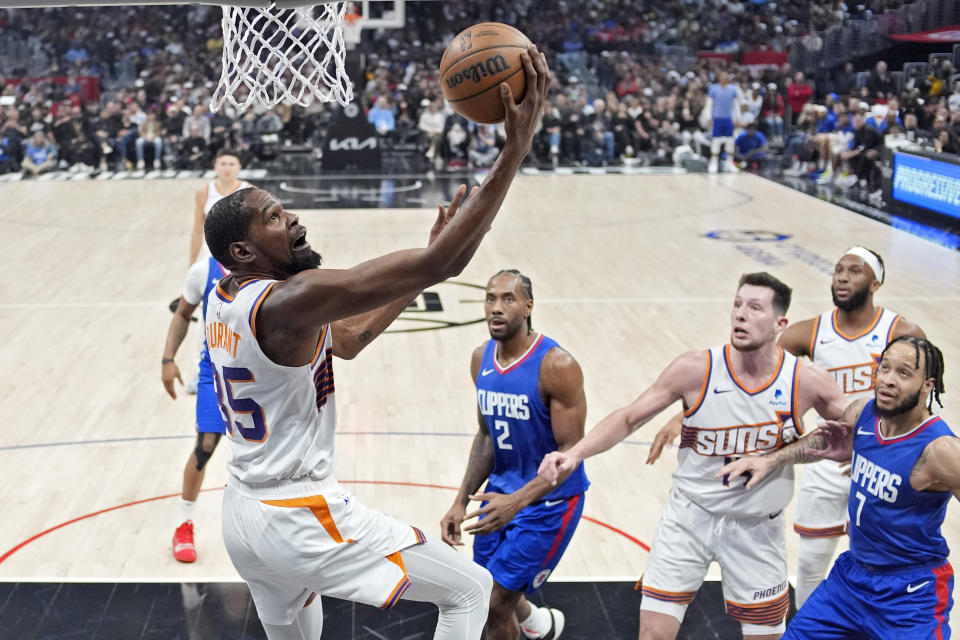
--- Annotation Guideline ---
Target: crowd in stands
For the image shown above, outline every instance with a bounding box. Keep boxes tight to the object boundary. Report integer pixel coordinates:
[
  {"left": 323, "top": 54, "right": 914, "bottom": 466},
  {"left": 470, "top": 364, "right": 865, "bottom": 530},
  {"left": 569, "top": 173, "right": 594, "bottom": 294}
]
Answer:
[{"left": 0, "top": 0, "right": 957, "bottom": 187}]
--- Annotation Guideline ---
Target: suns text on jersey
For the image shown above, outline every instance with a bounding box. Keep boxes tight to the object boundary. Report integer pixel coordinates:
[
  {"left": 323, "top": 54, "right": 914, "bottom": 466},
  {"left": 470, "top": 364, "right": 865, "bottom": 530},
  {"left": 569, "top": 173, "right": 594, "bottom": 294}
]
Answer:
[
  {"left": 829, "top": 361, "right": 878, "bottom": 395},
  {"left": 206, "top": 321, "right": 241, "bottom": 358},
  {"left": 850, "top": 452, "right": 900, "bottom": 503},
  {"left": 477, "top": 389, "right": 530, "bottom": 420},
  {"left": 690, "top": 422, "right": 781, "bottom": 456}
]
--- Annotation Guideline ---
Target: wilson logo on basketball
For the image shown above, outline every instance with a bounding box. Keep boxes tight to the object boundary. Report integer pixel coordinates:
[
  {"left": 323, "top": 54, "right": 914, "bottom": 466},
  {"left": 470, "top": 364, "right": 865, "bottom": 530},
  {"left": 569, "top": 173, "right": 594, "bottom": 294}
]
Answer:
[{"left": 445, "top": 55, "right": 512, "bottom": 89}]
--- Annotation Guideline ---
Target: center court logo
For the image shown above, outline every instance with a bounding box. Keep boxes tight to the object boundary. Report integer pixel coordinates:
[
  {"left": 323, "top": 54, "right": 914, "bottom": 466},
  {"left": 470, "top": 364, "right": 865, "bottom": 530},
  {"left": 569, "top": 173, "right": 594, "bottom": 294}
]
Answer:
[
  {"left": 704, "top": 230, "right": 791, "bottom": 243},
  {"left": 386, "top": 280, "right": 486, "bottom": 334},
  {"left": 704, "top": 229, "right": 835, "bottom": 275}
]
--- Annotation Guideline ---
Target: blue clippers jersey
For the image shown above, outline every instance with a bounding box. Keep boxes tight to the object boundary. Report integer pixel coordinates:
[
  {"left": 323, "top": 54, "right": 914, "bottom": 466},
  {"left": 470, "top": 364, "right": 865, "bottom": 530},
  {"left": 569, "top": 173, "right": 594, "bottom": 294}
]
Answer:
[
  {"left": 848, "top": 400, "right": 954, "bottom": 567},
  {"left": 199, "top": 257, "right": 227, "bottom": 364},
  {"left": 476, "top": 335, "right": 589, "bottom": 501}
]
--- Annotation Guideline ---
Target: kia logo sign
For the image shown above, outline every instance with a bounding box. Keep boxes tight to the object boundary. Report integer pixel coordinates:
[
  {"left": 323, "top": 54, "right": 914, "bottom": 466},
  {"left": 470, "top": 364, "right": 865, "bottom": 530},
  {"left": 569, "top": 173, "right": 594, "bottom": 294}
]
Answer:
[{"left": 328, "top": 136, "right": 378, "bottom": 151}]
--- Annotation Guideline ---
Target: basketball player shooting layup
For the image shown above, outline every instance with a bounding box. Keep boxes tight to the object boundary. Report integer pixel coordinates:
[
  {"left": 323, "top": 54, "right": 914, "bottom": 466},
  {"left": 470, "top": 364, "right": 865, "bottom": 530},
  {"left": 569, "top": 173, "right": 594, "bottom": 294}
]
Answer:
[
  {"left": 442, "top": 269, "right": 589, "bottom": 640},
  {"left": 723, "top": 336, "right": 956, "bottom": 639},
  {"left": 201, "top": 45, "right": 549, "bottom": 640},
  {"left": 539, "top": 273, "right": 847, "bottom": 640}
]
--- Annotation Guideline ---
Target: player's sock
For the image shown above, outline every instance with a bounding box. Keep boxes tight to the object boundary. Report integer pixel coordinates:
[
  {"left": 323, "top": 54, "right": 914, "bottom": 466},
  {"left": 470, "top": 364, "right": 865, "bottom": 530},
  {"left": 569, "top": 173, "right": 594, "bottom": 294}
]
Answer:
[
  {"left": 179, "top": 498, "right": 196, "bottom": 527},
  {"left": 795, "top": 535, "right": 840, "bottom": 608},
  {"left": 520, "top": 604, "right": 564, "bottom": 639},
  {"left": 520, "top": 604, "right": 550, "bottom": 637}
]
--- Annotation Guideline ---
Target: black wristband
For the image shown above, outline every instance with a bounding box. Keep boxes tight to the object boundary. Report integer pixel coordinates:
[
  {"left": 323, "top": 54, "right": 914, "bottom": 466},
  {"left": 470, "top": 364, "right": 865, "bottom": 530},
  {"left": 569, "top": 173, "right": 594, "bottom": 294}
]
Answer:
[{"left": 162, "top": 358, "right": 175, "bottom": 364}]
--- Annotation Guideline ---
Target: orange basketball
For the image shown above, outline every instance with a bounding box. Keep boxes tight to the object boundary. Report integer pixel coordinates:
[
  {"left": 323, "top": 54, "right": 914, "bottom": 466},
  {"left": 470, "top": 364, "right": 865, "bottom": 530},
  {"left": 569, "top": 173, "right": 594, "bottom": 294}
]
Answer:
[{"left": 439, "top": 22, "right": 531, "bottom": 124}]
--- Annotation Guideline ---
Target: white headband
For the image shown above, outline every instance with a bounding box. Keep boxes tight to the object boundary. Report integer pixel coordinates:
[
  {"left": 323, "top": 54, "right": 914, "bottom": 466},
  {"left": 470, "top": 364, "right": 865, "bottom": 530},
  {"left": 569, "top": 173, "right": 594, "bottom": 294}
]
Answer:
[{"left": 841, "top": 247, "right": 884, "bottom": 283}]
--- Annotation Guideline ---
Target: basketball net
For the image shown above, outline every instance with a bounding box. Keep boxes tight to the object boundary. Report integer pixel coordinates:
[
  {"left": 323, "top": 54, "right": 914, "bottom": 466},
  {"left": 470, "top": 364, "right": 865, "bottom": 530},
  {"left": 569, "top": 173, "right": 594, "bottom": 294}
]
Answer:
[{"left": 212, "top": 1, "right": 354, "bottom": 112}]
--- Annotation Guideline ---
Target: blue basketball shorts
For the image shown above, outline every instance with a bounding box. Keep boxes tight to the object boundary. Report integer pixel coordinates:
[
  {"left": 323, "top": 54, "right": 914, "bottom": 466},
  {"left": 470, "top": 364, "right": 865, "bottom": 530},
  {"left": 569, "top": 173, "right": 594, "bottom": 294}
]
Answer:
[
  {"left": 196, "top": 358, "right": 228, "bottom": 434},
  {"left": 712, "top": 118, "right": 734, "bottom": 138},
  {"left": 472, "top": 493, "right": 584, "bottom": 594},
  {"left": 784, "top": 551, "right": 953, "bottom": 639}
]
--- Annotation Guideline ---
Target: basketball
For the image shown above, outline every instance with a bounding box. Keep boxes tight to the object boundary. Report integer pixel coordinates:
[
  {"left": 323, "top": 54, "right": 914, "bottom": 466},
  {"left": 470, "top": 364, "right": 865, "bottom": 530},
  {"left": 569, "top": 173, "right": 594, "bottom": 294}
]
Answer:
[{"left": 439, "top": 22, "right": 531, "bottom": 124}]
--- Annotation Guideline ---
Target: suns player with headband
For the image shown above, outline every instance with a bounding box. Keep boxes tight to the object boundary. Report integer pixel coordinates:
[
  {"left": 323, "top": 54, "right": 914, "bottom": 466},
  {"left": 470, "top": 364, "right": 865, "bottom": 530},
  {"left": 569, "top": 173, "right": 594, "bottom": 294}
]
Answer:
[
  {"left": 776, "top": 246, "right": 925, "bottom": 607},
  {"left": 161, "top": 253, "right": 230, "bottom": 563},
  {"left": 200, "top": 44, "right": 549, "bottom": 640},
  {"left": 441, "top": 269, "right": 588, "bottom": 640},
  {"left": 539, "top": 272, "right": 846, "bottom": 640},
  {"left": 723, "top": 335, "right": 955, "bottom": 638}
]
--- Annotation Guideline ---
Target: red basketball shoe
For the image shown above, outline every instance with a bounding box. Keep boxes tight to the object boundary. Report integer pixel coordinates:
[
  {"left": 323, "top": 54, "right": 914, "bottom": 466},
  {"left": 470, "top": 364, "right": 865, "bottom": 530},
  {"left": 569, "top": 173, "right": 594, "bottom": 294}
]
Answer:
[{"left": 173, "top": 521, "right": 197, "bottom": 563}]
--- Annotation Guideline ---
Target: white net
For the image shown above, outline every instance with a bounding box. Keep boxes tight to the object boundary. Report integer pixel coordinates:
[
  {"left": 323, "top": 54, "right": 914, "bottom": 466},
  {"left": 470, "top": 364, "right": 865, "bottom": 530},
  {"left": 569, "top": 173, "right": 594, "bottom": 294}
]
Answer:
[{"left": 212, "top": 1, "right": 354, "bottom": 112}]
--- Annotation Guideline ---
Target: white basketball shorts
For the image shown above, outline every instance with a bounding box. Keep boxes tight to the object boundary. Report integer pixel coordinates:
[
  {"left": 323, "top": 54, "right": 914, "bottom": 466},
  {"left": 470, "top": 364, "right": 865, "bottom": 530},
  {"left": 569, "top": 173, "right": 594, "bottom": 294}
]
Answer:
[
  {"left": 640, "top": 487, "right": 790, "bottom": 629},
  {"left": 222, "top": 483, "right": 424, "bottom": 625}
]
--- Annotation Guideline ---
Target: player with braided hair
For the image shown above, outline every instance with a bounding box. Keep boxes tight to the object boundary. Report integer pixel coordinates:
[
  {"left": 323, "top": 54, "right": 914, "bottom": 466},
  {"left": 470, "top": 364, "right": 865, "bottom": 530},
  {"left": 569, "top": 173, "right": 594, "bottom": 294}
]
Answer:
[{"left": 722, "top": 335, "right": 956, "bottom": 638}]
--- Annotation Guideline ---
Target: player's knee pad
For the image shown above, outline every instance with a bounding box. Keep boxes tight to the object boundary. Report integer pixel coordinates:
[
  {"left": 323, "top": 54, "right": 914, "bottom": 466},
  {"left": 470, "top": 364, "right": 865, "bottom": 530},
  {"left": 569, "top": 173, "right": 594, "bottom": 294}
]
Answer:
[
  {"left": 742, "top": 620, "right": 786, "bottom": 636},
  {"left": 710, "top": 139, "right": 722, "bottom": 155},
  {"left": 194, "top": 433, "right": 221, "bottom": 471}
]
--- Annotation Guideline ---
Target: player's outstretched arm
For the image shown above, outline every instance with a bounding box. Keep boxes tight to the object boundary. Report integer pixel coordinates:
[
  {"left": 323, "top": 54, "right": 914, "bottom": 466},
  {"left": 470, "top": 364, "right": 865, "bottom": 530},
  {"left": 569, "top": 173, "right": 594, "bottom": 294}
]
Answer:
[
  {"left": 330, "top": 187, "right": 478, "bottom": 359},
  {"left": 464, "top": 348, "right": 586, "bottom": 535},
  {"left": 538, "top": 350, "right": 705, "bottom": 486},
  {"left": 161, "top": 296, "right": 199, "bottom": 399},
  {"left": 443, "top": 347, "right": 495, "bottom": 545},
  {"left": 720, "top": 399, "right": 867, "bottom": 489},
  {"left": 264, "top": 47, "right": 550, "bottom": 336}
]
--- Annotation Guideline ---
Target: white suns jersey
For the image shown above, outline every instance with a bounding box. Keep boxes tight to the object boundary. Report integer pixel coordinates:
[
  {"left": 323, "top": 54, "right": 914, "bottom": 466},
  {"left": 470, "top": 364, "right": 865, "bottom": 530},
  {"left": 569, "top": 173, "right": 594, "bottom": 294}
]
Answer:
[
  {"left": 677, "top": 345, "right": 802, "bottom": 517},
  {"left": 810, "top": 307, "right": 901, "bottom": 401},
  {"left": 205, "top": 278, "right": 337, "bottom": 500}
]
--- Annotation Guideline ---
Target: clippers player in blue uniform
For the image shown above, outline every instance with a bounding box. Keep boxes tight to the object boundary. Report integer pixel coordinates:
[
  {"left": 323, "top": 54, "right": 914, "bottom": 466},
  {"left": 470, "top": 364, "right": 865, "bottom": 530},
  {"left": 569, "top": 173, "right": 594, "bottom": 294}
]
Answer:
[
  {"left": 441, "top": 270, "right": 589, "bottom": 640},
  {"left": 724, "top": 336, "right": 956, "bottom": 638},
  {"left": 161, "top": 255, "right": 229, "bottom": 562}
]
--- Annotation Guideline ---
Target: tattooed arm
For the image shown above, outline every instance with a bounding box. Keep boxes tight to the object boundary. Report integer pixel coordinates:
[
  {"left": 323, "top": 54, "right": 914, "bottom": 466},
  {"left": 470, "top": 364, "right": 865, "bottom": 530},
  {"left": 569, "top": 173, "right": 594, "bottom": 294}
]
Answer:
[
  {"left": 719, "top": 364, "right": 863, "bottom": 490},
  {"left": 330, "top": 188, "right": 482, "bottom": 359},
  {"left": 330, "top": 293, "right": 419, "bottom": 359}
]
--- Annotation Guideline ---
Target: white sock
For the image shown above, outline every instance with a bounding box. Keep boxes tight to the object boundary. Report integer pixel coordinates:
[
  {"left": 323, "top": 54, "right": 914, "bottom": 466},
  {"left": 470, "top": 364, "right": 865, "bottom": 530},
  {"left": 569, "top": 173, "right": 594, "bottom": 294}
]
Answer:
[
  {"left": 520, "top": 603, "right": 552, "bottom": 638},
  {"left": 795, "top": 535, "right": 840, "bottom": 608},
  {"left": 179, "top": 498, "right": 197, "bottom": 526}
]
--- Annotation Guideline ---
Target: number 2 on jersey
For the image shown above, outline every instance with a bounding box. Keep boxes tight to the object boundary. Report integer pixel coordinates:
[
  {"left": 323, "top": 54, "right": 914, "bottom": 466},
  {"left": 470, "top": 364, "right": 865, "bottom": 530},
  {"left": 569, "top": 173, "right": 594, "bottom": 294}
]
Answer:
[
  {"left": 494, "top": 420, "right": 513, "bottom": 450},
  {"left": 212, "top": 365, "right": 268, "bottom": 442}
]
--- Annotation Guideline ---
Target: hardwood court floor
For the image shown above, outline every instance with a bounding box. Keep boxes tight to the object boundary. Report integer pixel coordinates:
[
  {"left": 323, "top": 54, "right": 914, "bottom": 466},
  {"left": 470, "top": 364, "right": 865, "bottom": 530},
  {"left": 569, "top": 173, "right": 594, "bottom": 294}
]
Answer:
[{"left": 1, "top": 173, "right": 958, "bottom": 608}]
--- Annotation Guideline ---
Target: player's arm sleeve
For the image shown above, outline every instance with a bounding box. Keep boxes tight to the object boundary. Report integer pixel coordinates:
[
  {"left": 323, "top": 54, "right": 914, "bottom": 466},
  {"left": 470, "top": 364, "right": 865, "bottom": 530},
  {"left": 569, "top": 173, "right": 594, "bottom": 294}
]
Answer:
[{"left": 182, "top": 260, "right": 207, "bottom": 306}]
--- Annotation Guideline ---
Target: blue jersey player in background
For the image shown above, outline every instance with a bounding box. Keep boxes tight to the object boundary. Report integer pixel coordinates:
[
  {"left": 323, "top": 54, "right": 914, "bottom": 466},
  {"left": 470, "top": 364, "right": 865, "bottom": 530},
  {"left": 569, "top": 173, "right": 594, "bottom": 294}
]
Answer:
[
  {"left": 161, "top": 255, "right": 229, "bottom": 563},
  {"left": 723, "top": 335, "right": 957, "bottom": 638},
  {"left": 707, "top": 70, "right": 740, "bottom": 174},
  {"left": 441, "top": 269, "right": 589, "bottom": 640}
]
